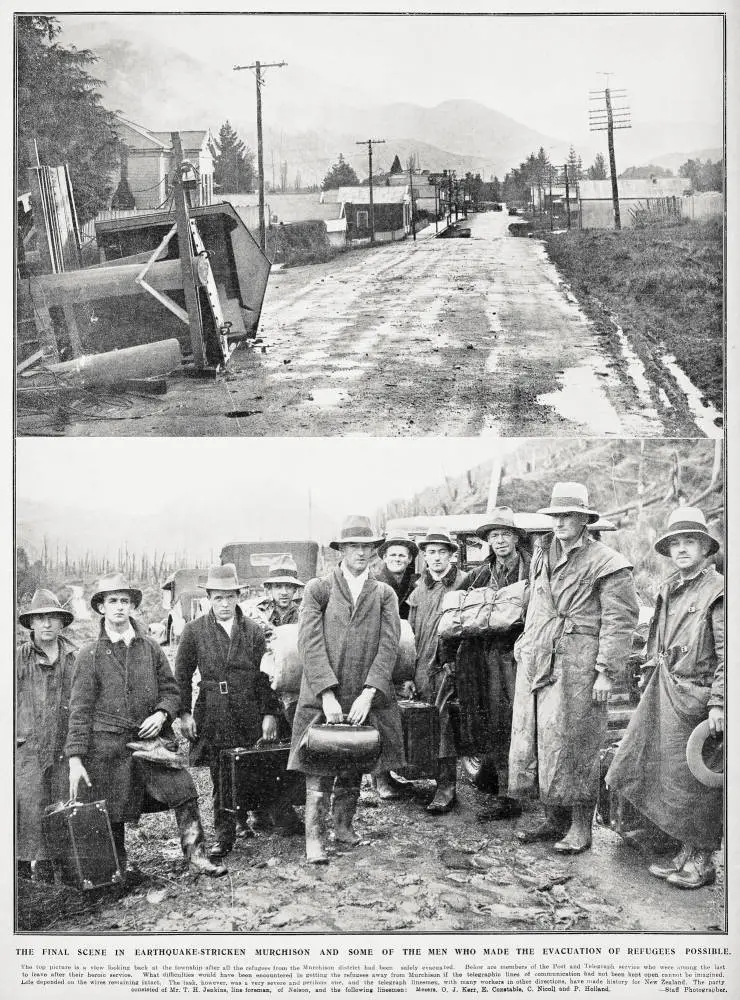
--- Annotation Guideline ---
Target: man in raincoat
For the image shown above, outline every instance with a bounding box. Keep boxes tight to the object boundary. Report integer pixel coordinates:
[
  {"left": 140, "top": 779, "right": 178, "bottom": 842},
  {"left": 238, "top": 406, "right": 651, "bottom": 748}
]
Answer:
[
  {"left": 289, "top": 515, "right": 404, "bottom": 863},
  {"left": 16, "top": 590, "right": 77, "bottom": 883},
  {"left": 66, "top": 573, "right": 226, "bottom": 878},
  {"left": 407, "top": 529, "right": 465, "bottom": 814},
  {"left": 439, "top": 508, "right": 531, "bottom": 822},
  {"left": 508, "top": 483, "right": 639, "bottom": 854},
  {"left": 606, "top": 507, "right": 723, "bottom": 889},
  {"left": 176, "top": 564, "right": 286, "bottom": 858}
]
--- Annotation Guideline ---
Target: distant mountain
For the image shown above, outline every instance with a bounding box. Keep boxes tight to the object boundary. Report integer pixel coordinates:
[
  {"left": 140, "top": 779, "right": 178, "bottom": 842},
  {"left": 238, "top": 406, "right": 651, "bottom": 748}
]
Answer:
[{"left": 638, "top": 147, "right": 723, "bottom": 175}]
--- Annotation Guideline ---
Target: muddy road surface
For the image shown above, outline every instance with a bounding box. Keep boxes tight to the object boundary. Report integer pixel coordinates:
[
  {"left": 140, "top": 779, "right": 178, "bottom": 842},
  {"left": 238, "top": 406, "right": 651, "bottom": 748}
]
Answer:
[
  {"left": 19, "top": 764, "right": 723, "bottom": 935},
  {"left": 20, "top": 210, "right": 714, "bottom": 438}
]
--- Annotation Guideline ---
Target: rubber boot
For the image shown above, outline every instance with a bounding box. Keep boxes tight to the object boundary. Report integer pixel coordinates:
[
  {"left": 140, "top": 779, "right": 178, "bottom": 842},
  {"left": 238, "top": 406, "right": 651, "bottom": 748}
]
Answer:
[
  {"left": 666, "top": 849, "right": 716, "bottom": 889},
  {"left": 332, "top": 786, "right": 361, "bottom": 846},
  {"left": 304, "top": 781, "right": 330, "bottom": 864},
  {"left": 426, "top": 757, "right": 457, "bottom": 814},
  {"left": 553, "top": 803, "right": 594, "bottom": 854},
  {"left": 649, "top": 843, "right": 694, "bottom": 880},
  {"left": 174, "top": 800, "right": 227, "bottom": 877},
  {"left": 516, "top": 805, "right": 571, "bottom": 844}
]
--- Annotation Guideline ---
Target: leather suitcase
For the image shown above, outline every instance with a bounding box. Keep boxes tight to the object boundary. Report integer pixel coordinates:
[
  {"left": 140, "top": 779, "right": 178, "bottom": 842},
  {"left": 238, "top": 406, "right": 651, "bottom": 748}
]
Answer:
[
  {"left": 220, "top": 740, "right": 302, "bottom": 820},
  {"left": 395, "top": 699, "right": 439, "bottom": 779},
  {"left": 42, "top": 800, "right": 123, "bottom": 891}
]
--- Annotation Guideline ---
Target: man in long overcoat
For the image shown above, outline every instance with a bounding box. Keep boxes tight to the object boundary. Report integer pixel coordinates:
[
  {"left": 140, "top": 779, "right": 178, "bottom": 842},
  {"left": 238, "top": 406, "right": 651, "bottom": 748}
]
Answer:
[
  {"left": 606, "top": 507, "right": 723, "bottom": 889},
  {"left": 439, "top": 508, "right": 531, "bottom": 822},
  {"left": 407, "top": 529, "right": 465, "bottom": 814},
  {"left": 16, "top": 590, "right": 77, "bottom": 883},
  {"left": 508, "top": 483, "right": 639, "bottom": 854},
  {"left": 67, "top": 573, "right": 225, "bottom": 877},
  {"left": 176, "top": 564, "right": 285, "bottom": 858},
  {"left": 289, "top": 515, "right": 404, "bottom": 863}
]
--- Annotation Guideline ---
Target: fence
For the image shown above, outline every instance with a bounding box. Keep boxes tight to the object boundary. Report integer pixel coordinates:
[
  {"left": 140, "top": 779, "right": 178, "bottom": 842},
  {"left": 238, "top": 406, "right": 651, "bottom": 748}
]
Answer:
[{"left": 682, "top": 191, "right": 723, "bottom": 221}]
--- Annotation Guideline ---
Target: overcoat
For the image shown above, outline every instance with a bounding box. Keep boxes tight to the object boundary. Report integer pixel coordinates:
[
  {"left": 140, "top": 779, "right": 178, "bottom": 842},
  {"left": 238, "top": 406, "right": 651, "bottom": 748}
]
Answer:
[
  {"left": 16, "top": 634, "right": 77, "bottom": 859},
  {"left": 175, "top": 606, "right": 280, "bottom": 765},
  {"left": 267, "top": 603, "right": 300, "bottom": 627},
  {"left": 288, "top": 568, "right": 404, "bottom": 776},
  {"left": 407, "top": 564, "right": 465, "bottom": 757},
  {"left": 606, "top": 565, "right": 724, "bottom": 849},
  {"left": 440, "top": 549, "right": 531, "bottom": 763},
  {"left": 372, "top": 562, "right": 419, "bottom": 620},
  {"left": 65, "top": 619, "right": 194, "bottom": 822},
  {"left": 508, "top": 532, "right": 639, "bottom": 806}
]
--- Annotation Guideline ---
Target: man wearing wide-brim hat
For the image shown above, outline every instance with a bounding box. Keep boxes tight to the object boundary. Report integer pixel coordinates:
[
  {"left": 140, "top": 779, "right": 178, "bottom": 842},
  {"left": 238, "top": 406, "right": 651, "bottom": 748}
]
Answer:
[
  {"left": 16, "top": 590, "right": 77, "bottom": 884},
  {"left": 606, "top": 507, "right": 723, "bottom": 889},
  {"left": 373, "top": 532, "right": 419, "bottom": 621},
  {"left": 176, "top": 564, "right": 287, "bottom": 855},
  {"left": 66, "top": 573, "right": 226, "bottom": 878},
  {"left": 289, "top": 515, "right": 404, "bottom": 863},
  {"left": 406, "top": 528, "right": 465, "bottom": 814},
  {"left": 263, "top": 557, "right": 304, "bottom": 628},
  {"left": 439, "top": 508, "right": 532, "bottom": 823},
  {"left": 508, "top": 482, "right": 639, "bottom": 854}
]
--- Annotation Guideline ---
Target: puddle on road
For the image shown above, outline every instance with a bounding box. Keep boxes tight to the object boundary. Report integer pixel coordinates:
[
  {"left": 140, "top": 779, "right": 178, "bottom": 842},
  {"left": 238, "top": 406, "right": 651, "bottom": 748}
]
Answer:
[
  {"left": 536, "top": 364, "right": 624, "bottom": 435},
  {"left": 661, "top": 354, "right": 722, "bottom": 436},
  {"left": 308, "top": 387, "right": 349, "bottom": 407}
]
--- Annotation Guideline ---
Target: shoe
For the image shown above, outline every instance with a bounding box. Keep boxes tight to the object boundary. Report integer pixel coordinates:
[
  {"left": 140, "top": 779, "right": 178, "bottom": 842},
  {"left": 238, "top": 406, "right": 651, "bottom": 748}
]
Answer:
[
  {"left": 207, "top": 841, "right": 232, "bottom": 861},
  {"left": 552, "top": 804, "right": 593, "bottom": 854},
  {"left": 649, "top": 844, "right": 694, "bottom": 880},
  {"left": 189, "top": 848, "right": 228, "bottom": 878},
  {"left": 516, "top": 821, "right": 567, "bottom": 844},
  {"left": 477, "top": 797, "right": 522, "bottom": 822},
  {"left": 426, "top": 757, "right": 457, "bottom": 815},
  {"left": 376, "top": 772, "right": 400, "bottom": 801},
  {"left": 666, "top": 851, "right": 716, "bottom": 890},
  {"left": 552, "top": 837, "right": 592, "bottom": 855}
]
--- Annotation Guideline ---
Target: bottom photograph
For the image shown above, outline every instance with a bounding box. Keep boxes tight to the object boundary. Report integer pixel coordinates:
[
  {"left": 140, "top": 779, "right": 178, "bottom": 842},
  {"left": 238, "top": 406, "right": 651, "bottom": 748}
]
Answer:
[{"left": 14, "top": 436, "right": 725, "bottom": 935}]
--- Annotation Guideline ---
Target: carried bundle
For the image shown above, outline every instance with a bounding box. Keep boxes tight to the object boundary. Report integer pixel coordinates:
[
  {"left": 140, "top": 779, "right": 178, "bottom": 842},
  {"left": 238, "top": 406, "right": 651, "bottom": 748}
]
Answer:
[{"left": 438, "top": 579, "right": 527, "bottom": 640}]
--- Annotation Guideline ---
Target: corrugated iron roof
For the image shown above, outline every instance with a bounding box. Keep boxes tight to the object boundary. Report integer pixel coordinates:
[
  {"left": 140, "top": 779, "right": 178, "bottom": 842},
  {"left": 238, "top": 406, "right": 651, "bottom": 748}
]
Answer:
[{"left": 324, "top": 186, "right": 410, "bottom": 205}]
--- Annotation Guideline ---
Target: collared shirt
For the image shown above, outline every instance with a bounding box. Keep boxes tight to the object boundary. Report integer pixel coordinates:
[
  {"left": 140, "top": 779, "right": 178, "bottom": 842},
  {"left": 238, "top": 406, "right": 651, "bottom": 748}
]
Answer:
[
  {"left": 492, "top": 550, "right": 520, "bottom": 585},
  {"left": 341, "top": 563, "right": 369, "bottom": 604},
  {"left": 217, "top": 616, "right": 234, "bottom": 637},
  {"left": 105, "top": 622, "right": 136, "bottom": 646}
]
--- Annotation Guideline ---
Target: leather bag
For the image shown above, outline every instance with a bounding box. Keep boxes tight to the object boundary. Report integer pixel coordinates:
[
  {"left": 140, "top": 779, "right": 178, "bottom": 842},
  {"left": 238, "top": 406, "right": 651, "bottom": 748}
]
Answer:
[
  {"left": 300, "top": 715, "right": 381, "bottom": 770},
  {"left": 438, "top": 579, "right": 527, "bottom": 640}
]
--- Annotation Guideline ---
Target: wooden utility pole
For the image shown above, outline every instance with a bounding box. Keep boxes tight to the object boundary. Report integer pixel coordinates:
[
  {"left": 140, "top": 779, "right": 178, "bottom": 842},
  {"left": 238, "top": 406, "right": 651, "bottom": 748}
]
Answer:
[
  {"left": 171, "top": 131, "right": 207, "bottom": 369},
  {"left": 589, "top": 79, "right": 631, "bottom": 232},
  {"left": 408, "top": 164, "right": 416, "bottom": 241},
  {"left": 564, "top": 162, "right": 571, "bottom": 229},
  {"left": 234, "top": 59, "right": 287, "bottom": 252},
  {"left": 356, "top": 138, "right": 385, "bottom": 244}
]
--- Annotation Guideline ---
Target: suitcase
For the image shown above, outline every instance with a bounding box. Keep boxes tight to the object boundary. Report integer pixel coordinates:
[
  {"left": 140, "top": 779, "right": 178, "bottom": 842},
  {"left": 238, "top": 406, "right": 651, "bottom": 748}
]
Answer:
[
  {"left": 220, "top": 740, "right": 302, "bottom": 820},
  {"left": 394, "top": 699, "right": 440, "bottom": 779},
  {"left": 42, "top": 800, "right": 123, "bottom": 890}
]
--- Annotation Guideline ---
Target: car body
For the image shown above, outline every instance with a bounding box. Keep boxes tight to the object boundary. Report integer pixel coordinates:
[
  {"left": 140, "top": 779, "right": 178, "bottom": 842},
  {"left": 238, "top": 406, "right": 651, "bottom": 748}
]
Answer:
[{"left": 161, "top": 569, "right": 207, "bottom": 644}]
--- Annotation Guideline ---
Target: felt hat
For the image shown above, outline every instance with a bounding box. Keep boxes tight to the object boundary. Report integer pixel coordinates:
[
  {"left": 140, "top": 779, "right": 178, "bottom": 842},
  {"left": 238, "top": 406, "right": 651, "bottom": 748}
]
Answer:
[
  {"left": 205, "top": 563, "right": 241, "bottom": 592},
  {"left": 418, "top": 529, "right": 458, "bottom": 553},
  {"left": 654, "top": 507, "right": 720, "bottom": 557},
  {"left": 378, "top": 531, "right": 419, "bottom": 560},
  {"left": 538, "top": 481, "right": 600, "bottom": 523},
  {"left": 685, "top": 719, "right": 723, "bottom": 789},
  {"left": 476, "top": 506, "right": 527, "bottom": 541},
  {"left": 330, "top": 515, "right": 384, "bottom": 551},
  {"left": 264, "top": 557, "right": 305, "bottom": 587},
  {"left": 91, "top": 573, "right": 143, "bottom": 614},
  {"left": 18, "top": 588, "right": 74, "bottom": 629}
]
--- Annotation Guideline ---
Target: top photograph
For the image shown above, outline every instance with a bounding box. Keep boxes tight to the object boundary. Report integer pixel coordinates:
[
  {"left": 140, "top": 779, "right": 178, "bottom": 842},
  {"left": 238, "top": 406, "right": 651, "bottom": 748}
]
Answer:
[{"left": 15, "top": 11, "right": 724, "bottom": 438}]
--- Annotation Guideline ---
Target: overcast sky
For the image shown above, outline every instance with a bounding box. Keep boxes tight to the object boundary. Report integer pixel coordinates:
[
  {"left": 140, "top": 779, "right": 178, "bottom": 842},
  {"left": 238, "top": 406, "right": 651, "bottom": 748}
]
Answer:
[{"left": 54, "top": 8, "right": 724, "bottom": 139}]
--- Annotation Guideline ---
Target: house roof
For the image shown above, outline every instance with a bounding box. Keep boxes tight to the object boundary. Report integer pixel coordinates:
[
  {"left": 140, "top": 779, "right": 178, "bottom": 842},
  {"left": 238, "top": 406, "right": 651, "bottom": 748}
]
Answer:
[
  {"left": 578, "top": 177, "right": 690, "bottom": 199},
  {"left": 225, "top": 192, "right": 339, "bottom": 224},
  {"left": 323, "top": 186, "right": 411, "bottom": 205},
  {"left": 151, "top": 130, "right": 212, "bottom": 153}
]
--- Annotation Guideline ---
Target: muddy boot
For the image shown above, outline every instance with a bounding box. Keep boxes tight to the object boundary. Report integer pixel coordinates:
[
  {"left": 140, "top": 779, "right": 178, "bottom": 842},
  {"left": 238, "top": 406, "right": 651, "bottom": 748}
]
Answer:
[
  {"left": 516, "top": 805, "right": 571, "bottom": 844},
  {"left": 553, "top": 803, "right": 594, "bottom": 854},
  {"left": 666, "top": 849, "right": 716, "bottom": 889},
  {"left": 375, "top": 770, "right": 400, "bottom": 801},
  {"left": 304, "top": 787, "right": 330, "bottom": 864},
  {"left": 649, "top": 843, "right": 694, "bottom": 880},
  {"left": 332, "top": 786, "right": 362, "bottom": 846},
  {"left": 175, "top": 800, "right": 227, "bottom": 877},
  {"left": 426, "top": 757, "right": 457, "bottom": 815}
]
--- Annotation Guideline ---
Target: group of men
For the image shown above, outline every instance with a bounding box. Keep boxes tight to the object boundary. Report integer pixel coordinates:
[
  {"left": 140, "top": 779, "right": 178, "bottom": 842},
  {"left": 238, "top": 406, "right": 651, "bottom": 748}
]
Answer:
[{"left": 16, "top": 480, "right": 724, "bottom": 894}]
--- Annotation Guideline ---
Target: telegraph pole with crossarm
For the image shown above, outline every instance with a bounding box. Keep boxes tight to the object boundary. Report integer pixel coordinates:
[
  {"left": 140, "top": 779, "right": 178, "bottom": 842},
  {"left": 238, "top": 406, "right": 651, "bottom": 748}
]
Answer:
[
  {"left": 234, "top": 59, "right": 287, "bottom": 252},
  {"left": 356, "top": 138, "right": 385, "bottom": 245},
  {"left": 589, "top": 75, "right": 631, "bottom": 231}
]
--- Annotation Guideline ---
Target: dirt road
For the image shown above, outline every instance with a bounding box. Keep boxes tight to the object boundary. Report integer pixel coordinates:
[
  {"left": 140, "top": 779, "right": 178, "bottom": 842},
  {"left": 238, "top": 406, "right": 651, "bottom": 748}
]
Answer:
[
  {"left": 19, "top": 210, "right": 713, "bottom": 438},
  {"left": 20, "top": 764, "right": 723, "bottom": 935}
]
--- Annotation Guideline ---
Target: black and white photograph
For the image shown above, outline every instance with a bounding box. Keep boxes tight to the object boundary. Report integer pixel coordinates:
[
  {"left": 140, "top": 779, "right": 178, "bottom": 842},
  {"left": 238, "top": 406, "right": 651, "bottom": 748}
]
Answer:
[{"left": 9, "top": 4, "right": 734, "bottom": 997}]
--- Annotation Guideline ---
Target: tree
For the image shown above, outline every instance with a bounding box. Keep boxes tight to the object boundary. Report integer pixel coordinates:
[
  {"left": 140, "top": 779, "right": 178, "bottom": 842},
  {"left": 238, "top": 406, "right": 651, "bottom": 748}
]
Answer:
[
  {"left": 213, "top": 120, "right": 255, "bottom": 193},
  {"left": 620, "top": 164, "right": 674, "bottom": 179},
  {"left": 567, "top": 145, "right": 582, "bottom": 183},
  {"left": 390, "top": 154, "right": 403, "bottom": 174},
  {"left": 321, "top": 153, "right": 359, "bottom": 190},
  {"left": 587, "top": 153, "right": 608, "bottom": 180},
  {"left": 679, "top": 158, "right": 723, "bottom": 193},
  {"left": 16, "top": 15, "right": 121, "bottom": 224}
]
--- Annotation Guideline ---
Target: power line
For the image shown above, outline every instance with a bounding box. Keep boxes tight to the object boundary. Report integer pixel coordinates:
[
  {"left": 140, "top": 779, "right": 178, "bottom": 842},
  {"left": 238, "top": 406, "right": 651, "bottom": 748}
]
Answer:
[{"left": 589, "top": 82, "right": 632, "bottom": 231}]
